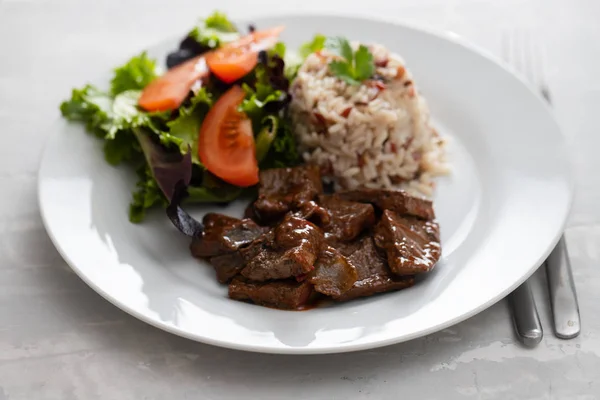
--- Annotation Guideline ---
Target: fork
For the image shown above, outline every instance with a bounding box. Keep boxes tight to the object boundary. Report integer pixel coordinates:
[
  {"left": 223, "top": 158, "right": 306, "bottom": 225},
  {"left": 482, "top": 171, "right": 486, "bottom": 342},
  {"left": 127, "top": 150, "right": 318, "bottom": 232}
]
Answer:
[{"left": 502, "top": 31, "right": 581, "bottom": 343}]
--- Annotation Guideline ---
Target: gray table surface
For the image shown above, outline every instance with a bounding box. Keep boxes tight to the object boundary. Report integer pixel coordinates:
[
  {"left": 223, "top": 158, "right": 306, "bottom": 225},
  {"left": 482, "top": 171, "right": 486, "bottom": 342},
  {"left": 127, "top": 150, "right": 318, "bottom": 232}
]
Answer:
[{"left": 1, "top": 0, "right": 599, "bottom": 398}]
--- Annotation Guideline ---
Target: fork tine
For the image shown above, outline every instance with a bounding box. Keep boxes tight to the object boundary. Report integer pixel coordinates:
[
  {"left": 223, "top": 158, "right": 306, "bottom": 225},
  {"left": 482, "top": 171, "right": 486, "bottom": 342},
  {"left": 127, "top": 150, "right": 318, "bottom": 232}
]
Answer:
[
  {"left": 514, "top": 30, "right": 524, "bottom": 75},
  {"left": 525, "top": 32, "right": 552, "bottom": 103},
  {"left": 501, "top": 32, "right": 510, "bottom": 63},
  {"left": 533, "top": 37, "right": 549, "bottom": 87},
  {"left": 503, "top": 30, "right": 544, "bottom": 91},
  {"left": 523, "top": 31, "right": 536, "bottom": 85},
  {"left": 510, "top": 30, "right": 519, "bottom": 73},
  {"left": 511, "top": 30, "right": 527, "bottom": 78},
  {"left": 502, "top": 31, "right": 519, "bottom": 73}
]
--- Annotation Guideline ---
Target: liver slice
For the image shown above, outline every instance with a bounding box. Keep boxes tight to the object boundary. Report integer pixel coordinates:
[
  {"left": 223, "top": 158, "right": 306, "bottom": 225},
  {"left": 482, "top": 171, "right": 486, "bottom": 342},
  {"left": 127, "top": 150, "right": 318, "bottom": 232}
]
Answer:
[
  {"left": 209, "top": 252, "right": 245, "bottom": 283},
  {"left": 190, "top": 213, "right": 268, "bottom": 258},
  {"left": 229, "top": 278, "right": 314, "bottom": 310},
  {"left": 251, "top": 165, "right": 323, "bottom": 223},
  {"left": 317, "top": 194, "right": 375, "bottom": 242},
  {"left": 374, "top": 210, "right": 441, "bottom": 275},
  {"left": 338, "top": 188, "right": 435, "bottom": 220},
  {"left": 310, "top": 246, "right": 358, "bottom": 298},
  {"left": 336, "top": 237, "right": 415, "bottom": 301},
  {"left": 240, "top": 215, "right": 323, "bottom": 281}
]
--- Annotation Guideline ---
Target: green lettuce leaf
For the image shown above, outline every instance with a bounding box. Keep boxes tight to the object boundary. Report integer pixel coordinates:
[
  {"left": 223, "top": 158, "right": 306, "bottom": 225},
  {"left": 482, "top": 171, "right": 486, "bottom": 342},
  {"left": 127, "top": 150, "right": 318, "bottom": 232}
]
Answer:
[
  {"left": 166, "top": 88, "right": 213, "bottom": 165},
  {"left": 240, "top": 84, "right": 283, "bottom": 130},
  {"left": 188, "top": 11, "right": 240, "bottom": 49},
  {"left": 187, "top": 185, "right": 243, "bottom": 203},
  {"left": 60, "top": 85, "right": 112, "bottom": 137},
  {"left": 255, "top": 116, "right": 278, "bottom": 163},
  {"left": 60, "top": 86, "right": 145, "bottom": 164},
  {"left": 103, "top": 131, "right": 142, "bottom": 166},
  {"left": 102, "top": 90, "right": 153, "bottom": 139},
  {"left": 110, "top": 52, "right": 158, "bottom": 96},
  {"left": 239, "top": 60, "right": 299, "bottom": 169},
  {"left": 60, "top": 86, "right": 149, "bottom": 139},
  {"left": 269, "top": 42, "right": 286, "bottom": 59},
  {"left": 204, "top": 11, "right": 236, "bottom": 31},
  {"left": 284, "top": 34, "right": 327, "bottom": 80},
  {"left": 259, "top": 117, "right": 299, "bottom": 169},
  {"left": 239, "top": 64, "right": 286, "bottom": 129},
  {"left": 299, "top": 34, "right": 326, "bottom": 58},
  {"left": 129, "top": 165, "right": 168, "bottom": 223}
]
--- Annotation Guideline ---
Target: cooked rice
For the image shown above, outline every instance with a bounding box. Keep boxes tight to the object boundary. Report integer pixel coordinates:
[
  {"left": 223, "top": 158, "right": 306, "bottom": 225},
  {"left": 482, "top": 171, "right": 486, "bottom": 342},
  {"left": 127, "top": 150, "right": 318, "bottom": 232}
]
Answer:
[{"left": 290, "top": 42, "right": 449, "bottom": 197}]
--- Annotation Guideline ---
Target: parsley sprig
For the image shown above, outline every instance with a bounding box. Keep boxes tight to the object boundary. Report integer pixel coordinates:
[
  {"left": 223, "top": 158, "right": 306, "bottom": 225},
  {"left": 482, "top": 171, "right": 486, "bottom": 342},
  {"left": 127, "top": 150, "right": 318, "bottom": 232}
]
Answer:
[{"left": 325, "top": 37, "right": 375, "bottom": 85}]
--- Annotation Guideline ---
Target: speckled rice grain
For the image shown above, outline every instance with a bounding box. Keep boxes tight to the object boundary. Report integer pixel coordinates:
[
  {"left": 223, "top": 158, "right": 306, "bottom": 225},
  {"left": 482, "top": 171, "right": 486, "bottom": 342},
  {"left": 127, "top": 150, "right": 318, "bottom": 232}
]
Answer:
[{"left": 290, "top": 42, "right": 449, "bottom": 197}]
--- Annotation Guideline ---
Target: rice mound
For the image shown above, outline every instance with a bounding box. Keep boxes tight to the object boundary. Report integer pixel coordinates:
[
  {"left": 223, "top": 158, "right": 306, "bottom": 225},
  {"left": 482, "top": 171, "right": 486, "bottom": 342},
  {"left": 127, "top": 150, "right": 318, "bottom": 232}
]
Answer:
[{"left": 290, "top": 43, "right": 448, "bottom": 196}]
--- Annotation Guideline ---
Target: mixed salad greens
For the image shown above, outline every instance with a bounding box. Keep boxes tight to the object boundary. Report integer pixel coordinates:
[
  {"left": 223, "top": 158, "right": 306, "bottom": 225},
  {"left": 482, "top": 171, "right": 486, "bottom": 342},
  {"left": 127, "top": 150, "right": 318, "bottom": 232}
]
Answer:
[
  {"left": 60, "top": 11, "right": 376, "bottom": 225},
  {"left": 60, "top": 12, "right": 299, "bottom": 222}
]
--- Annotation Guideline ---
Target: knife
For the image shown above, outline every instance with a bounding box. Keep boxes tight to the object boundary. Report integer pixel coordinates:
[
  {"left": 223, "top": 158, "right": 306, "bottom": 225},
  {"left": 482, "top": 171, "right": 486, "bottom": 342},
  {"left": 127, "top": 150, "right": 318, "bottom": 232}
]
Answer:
[
  {"left": 546, "top": 236, "right": 581, "bottom": 339},
  {"left": 509, "top": 281, "right": 543, "bottom": 347}
]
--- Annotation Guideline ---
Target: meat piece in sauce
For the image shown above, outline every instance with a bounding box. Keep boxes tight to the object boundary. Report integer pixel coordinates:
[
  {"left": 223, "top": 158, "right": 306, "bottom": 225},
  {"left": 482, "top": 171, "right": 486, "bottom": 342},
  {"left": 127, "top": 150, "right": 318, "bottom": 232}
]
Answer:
[
  {"left": 240, "top": 215, "right": 324, "bottom": 281},
  {"left": 338, "top": 188, "right": 435, "bottom": 220},
  {"left": 243, "top": 201, "right": 259, "bottom": 221},
  {"left": 251, "top": 165, "right": 323, "bottom": 223},
  {"left": 310, "top": 246, "right": 358, "bottom": 298},
  {"left": 209, "top": 251, "right": 245, "bottom": 283},
  {"left": 293, "top": 200, "right": 331, "bottom": 227},
  {"left": 336, "top": 236, "right": 415, "bottom": 301},
  {"left": 332, "top": 238, "right": 365, "bottom": 257},
  {"left": 186, "top": 166, "right": 444, "bottom": 311},
  {"left": 190, "top": 213, "right": 268, "bottom": 258},
  {"left": 229, "top": 278, "right": 314, "bottom": 310},
  {"left": 374, "top": 210, "right": 441, "bottom": 275},
  {"left": 318, "top": 194, "right": 375, "bottom": 242}
]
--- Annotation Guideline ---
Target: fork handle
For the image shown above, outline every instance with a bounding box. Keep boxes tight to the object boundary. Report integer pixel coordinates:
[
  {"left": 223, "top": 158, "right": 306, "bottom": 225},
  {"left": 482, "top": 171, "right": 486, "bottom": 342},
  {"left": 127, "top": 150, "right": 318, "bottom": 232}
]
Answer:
[
  {"left": 546, "top": 236, "right": 581, "bottom": 339},
  {"left": 509, "top": 281, "right": 543, "bottom": 347}
]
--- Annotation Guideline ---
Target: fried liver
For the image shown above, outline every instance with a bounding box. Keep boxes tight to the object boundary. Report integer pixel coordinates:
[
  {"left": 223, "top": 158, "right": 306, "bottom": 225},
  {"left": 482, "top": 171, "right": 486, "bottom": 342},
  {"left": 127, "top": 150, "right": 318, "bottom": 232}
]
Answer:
[
  {"left": 317, "top": 194, "right": 375, "bottom": 242},
  {"left": 310, "top": 246, "right": 358, "bottom": 298},
  {"left": 209, "top": 252, "right": 245, "bottom": 283},
  {"left": 336, "top": 237, "right": 415, "bottom": 301},
  {"left": 251, "top": 165, "right": 323, "bottom": 223},
  {"left": 190, "top": 213, "right": 268, "bottom": 258},
  {"left": 240, "top": 215, "right": 323, "bottom": 281},
  {"left": 338, "top": 188, "right": 435, "bottom": 220},
  {"left": 229, "top": 278, "right": 313, "bottom": 310},
  {"left": 374, "top": 210, "right": 441, "bottom": 275}
]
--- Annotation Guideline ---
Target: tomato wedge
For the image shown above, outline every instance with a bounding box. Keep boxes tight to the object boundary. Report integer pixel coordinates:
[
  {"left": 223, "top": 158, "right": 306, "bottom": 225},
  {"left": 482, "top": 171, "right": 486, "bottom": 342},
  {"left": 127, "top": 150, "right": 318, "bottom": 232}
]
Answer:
[
  {"left": 138, "top": 26, "right": 284, "bottom": 112},
  {"left": 205, "top": 26, "right": 285, "bottom": 84},
  {"left": 138, "top": 55, "right": 208, "bottom": 112},
  {"left": 198, "top": 86, "right": 259, "bottom": 187}
]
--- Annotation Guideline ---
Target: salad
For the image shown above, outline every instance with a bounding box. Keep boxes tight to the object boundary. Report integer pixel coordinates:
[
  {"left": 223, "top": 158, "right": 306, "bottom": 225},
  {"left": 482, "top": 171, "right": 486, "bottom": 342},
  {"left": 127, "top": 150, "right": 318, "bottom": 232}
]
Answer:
[{"left": 60, "top": 12, "right": 300, "bottom": 223}]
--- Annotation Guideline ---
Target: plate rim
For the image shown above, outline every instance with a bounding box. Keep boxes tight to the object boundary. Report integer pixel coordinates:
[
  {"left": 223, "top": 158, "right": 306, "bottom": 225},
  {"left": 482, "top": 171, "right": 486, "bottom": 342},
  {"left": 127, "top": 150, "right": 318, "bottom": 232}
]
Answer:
[{"left": 38, "top": 13, "right": 574, "bottom": 354}]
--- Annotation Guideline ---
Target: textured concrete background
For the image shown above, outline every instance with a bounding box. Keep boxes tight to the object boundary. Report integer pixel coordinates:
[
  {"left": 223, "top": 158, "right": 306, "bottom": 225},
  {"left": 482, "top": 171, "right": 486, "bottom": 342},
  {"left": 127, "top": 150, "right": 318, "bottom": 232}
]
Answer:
[{"left": 1, "top": 0, "right": 599, "bottom": 398}]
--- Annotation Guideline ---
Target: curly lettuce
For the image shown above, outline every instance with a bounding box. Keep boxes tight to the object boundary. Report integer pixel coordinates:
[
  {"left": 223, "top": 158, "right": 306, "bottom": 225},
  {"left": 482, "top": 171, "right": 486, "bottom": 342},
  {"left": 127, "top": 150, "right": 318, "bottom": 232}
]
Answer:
[
  {"left": 60, "top": 13, "right": 299, "bottom": 223},
  {"left": 110, "top": 52, "right": 159, "bottom": 96},
  {"left": 60, "top": 52, "right": 180, "bottom": 221},
  {"left": 188, "top": 11, "right": 240, "bottom": 49},
  {"left": 130, "top": 165, "right": 167, "bottom": 223},
  {"left": 166, "top": 88, "right": 213, "bottom": 165}
]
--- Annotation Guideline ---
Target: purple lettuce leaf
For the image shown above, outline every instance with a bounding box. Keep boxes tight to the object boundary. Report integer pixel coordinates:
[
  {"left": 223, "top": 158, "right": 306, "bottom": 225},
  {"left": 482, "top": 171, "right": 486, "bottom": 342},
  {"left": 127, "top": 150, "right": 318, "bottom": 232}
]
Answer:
[{"left": 133, "top": 127, "right": 204, "bottom": 237}]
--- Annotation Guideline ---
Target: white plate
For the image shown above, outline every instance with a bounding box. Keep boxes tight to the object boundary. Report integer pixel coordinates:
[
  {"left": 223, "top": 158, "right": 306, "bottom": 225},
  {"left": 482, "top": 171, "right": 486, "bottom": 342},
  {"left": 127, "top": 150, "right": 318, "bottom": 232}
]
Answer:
[{"left": 38, "top": 14, "right": 573, "bottom": 354}]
